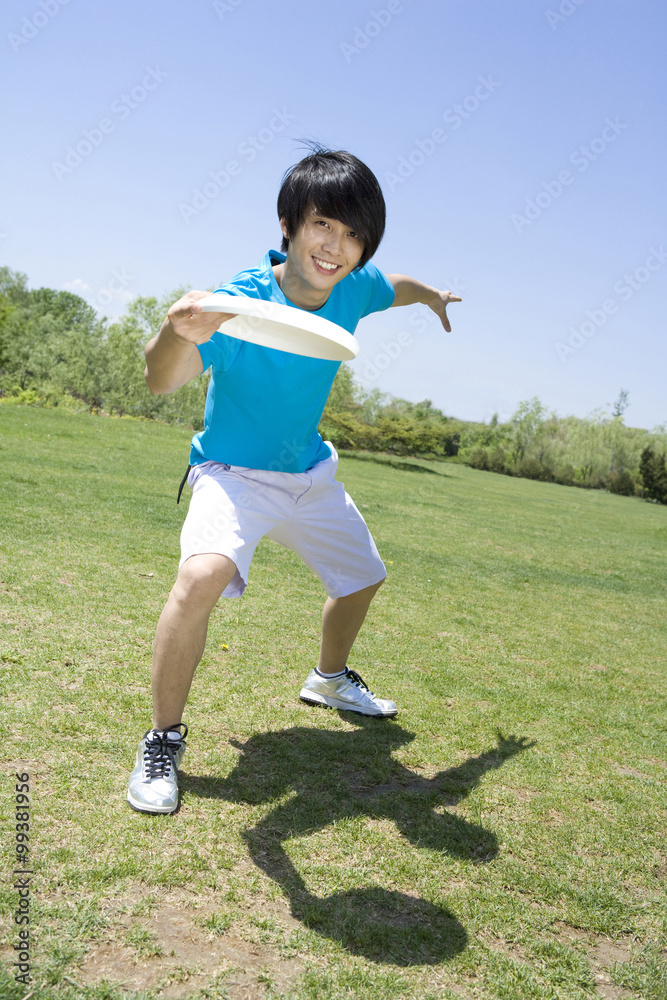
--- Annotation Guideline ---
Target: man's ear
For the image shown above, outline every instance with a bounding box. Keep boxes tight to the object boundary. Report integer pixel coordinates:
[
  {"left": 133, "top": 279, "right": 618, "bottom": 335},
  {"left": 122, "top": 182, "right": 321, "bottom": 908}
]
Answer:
[{"left": 279, "top": 216, "right": 290, "bottom": 241}]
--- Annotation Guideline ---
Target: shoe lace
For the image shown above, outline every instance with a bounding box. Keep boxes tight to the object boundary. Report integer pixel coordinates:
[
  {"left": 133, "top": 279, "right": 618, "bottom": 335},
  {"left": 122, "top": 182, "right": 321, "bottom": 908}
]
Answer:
[
  {"left": 142, "top": 723, "right": 188, "bottom": 779},
  {"left": 345, "top": 668, "right": 370, "bottom": 691}
]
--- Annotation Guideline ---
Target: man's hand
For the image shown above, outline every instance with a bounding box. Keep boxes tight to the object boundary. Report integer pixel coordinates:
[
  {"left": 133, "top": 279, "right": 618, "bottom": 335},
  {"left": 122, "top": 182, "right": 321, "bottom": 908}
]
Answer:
[
  {"left": 144, "top": 290, "right": 239, "bottom": 395},
  {"left": 425, "top": 289, "right": 462, "bottom": 333},
  {"left": 166, "top": 289, "right": 238, "bottom": 345},
  {"left": 388, "top": 274, "right": 462, "bottom": 332}
]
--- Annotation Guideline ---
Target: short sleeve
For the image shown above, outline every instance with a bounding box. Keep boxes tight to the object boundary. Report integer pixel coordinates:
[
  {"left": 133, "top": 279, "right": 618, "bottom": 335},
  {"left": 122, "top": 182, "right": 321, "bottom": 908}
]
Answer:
[
  {"left": 198, "top": 333, "right": 243, "bottom": 373},
  {"left": 197, "top": 288, "right": 245, "bottom": 373},
  {"left": 357, "top": 263, "right": 395, "bottom": 319}
]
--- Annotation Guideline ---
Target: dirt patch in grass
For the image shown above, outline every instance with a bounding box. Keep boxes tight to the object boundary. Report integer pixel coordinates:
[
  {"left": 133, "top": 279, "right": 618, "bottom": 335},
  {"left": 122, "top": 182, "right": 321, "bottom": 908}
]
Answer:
[
  {"left": 476, "top": 931, "right": 529, "bottom": 964},
  {"left": 70, "top": 889, "right": 303, "bottom": 999},
  {"left": 643, "top": 756, "right": 667, "bottom": 770},
  {"left": 615, "top": 764, "right": 651, "bottom": 780},
  {"left": 551, "top": 922, "right": 635, "bottom": 999},
  {"left": 476, "top": 923, "right": 638, "bottom": 1000},
  {"left": 594, "top": 985, "right": 635, "bottom": 999}
]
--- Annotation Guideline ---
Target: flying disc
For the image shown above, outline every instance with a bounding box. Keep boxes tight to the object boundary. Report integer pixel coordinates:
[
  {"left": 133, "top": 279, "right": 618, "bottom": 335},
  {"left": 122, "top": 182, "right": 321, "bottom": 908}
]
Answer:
[{"left": 197, "top": 293, "right": 359, "bottom": 361}]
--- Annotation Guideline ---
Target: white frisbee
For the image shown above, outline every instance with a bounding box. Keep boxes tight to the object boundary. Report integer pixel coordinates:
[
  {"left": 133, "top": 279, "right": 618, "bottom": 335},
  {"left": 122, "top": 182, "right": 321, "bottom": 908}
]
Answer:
[{"left": 197, "top": 293, "right": 359, "bottom": 361}]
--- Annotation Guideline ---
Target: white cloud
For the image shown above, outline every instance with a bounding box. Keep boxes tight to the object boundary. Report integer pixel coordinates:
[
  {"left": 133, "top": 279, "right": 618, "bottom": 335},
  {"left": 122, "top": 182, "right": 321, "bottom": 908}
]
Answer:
[
  {"left": 63, "top": 273, "right": 135, "bottom": 317},
  {"left": 64, "top": 278, "right": 94, "bottom": 297}
]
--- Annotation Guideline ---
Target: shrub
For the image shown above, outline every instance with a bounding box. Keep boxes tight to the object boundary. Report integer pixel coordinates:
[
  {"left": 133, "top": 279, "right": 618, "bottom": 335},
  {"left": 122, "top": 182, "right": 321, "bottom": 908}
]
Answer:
[
  {"left": 436, "top": 426, "right": 461, "bottom": 457},
  {"left": 319, "top": 411, "right": 362, "bottom": 450},
  {"left": 515, "top": 457, "right": 549, "bottom": 481},
  {"left": 554, "top": 464, "right": 575, "bottom": 486},
  {"left": 574, "top": 468, "right": 605, "bottom": 490},
  {"left": 487, "top": 447, "right": 506, "bottom": 474},
  {"left": 607, "top": 469, "right": 636, "bottom": 496},
  {"left": 469, "top": 447, "right": 489, "bottom": 470}
]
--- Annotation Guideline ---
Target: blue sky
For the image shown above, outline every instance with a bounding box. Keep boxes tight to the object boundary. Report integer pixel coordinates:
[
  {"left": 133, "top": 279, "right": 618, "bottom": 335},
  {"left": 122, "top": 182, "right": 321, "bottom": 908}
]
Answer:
[{"left": 3, "top": 0, "right": 666, "bottom": 429}]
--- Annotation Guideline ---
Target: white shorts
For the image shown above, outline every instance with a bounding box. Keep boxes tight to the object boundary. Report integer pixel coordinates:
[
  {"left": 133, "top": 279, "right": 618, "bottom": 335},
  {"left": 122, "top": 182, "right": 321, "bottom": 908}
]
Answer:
[{"left": 179, "top": 445, "right": 386, "bottom": 599}]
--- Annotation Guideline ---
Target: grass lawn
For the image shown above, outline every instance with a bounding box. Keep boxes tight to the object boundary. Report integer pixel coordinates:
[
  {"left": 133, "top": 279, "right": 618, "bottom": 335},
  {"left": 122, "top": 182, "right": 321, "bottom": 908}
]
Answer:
[{"left": 1, "top": 404, "right": 666, "bottom": 1000}]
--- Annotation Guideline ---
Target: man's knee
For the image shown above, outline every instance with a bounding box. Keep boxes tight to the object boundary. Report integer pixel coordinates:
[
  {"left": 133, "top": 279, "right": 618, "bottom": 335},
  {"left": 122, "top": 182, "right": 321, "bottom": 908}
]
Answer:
[
  {"left": 335, "top": 577, "right": 385, "bottom": 604},
  {"left": 173, "top": 553, "right": 237, "bottom": 606}
]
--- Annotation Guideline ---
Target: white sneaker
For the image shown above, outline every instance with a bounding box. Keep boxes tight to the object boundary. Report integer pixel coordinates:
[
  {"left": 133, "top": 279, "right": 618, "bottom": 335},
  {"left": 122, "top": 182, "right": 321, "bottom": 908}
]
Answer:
[
  {"left": 300, "top": 668, "right": 398, "bottom": 717},
  {"left": 127, "top": 724, "right": 188, "bottom": 814}
]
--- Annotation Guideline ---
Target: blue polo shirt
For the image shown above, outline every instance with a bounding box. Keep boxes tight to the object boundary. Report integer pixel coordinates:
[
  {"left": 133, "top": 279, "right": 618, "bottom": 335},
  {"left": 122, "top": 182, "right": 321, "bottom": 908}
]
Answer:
[{"left": 190, "top": 250, "right": 394, "bottom": 472}]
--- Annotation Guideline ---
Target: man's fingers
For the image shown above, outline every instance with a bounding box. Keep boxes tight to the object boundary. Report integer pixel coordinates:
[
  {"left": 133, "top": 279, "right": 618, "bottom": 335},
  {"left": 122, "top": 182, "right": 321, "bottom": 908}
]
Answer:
[
  {"left": 170, "top": 291, "right": 235, "bottom": 326},
  {"left": 438, "top": 291, "right": 461, "bottom": 332},
  {"left": 166, "top": 291, "right": 239, "bottom": 344},
  {"left": 186, "top": 302, "right": 220, "bottom": 321}
]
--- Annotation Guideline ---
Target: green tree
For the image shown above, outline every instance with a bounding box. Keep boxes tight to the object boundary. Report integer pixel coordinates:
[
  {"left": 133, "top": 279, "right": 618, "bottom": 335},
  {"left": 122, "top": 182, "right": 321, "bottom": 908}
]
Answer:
[
  {"left": 640, "top": 446, "right": 667, "bottom": 504},
  {"left": 508, "top": 397, "right": 548, "bottom": 464},
  {"left": 611, "top": 388, "right": 630, "bottom": 419},
  {"left": 100, "top": 291, "right": 209, "bottom": 427},
  {"left": 0, "top": 266, "right": 29, "bottom": 304},
  {"left": 321, "top": 363, "right": 359, "bottom": 416},
  {"left": 0, "top": 283, "right": 105, "bottom": 401}
]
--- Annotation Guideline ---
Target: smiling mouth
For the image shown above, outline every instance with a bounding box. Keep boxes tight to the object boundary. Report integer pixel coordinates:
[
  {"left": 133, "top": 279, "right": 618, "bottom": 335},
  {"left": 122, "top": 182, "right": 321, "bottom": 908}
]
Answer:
[{"left": 312, "top": 256, "right": 341, "bottom": 273}]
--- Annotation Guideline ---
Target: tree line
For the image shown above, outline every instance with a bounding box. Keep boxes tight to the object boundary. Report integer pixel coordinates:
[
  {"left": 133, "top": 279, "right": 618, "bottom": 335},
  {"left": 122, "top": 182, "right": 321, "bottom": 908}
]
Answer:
[{"left": 1, "top": 266, "right": 665, "bottom": 504}]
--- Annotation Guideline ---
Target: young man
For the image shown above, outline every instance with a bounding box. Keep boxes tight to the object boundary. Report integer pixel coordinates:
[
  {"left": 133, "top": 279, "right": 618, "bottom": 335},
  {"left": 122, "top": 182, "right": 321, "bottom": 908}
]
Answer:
[{"left": 127, "top": 148, "right": 461, "bottom": 814}]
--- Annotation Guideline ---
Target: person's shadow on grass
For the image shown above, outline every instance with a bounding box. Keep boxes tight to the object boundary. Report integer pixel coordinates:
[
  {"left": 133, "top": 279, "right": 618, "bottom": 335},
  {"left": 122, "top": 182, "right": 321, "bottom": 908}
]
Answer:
[{"left": 185, "top": 723, "right": 533, "bottom": 966}]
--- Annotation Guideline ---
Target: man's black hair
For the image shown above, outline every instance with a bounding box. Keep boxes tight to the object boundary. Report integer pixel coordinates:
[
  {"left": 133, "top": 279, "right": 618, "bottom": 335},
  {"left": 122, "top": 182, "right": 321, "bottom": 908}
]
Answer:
[{"left": 277, "top": 147, "right": 386, "bottom": 271}]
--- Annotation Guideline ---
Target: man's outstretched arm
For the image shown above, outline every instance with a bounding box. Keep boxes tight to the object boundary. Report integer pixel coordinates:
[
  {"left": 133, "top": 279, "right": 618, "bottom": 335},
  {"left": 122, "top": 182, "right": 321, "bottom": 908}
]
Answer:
[
  {"left": 387, "top": 274, "right": 462, "bottom": 333},
  {"left": 144, "top": 290, "right": 236, "bottom": 395}
]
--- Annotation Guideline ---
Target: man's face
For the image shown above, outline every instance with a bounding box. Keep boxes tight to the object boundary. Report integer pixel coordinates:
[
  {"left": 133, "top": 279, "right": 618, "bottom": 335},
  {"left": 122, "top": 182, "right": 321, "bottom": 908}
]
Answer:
[{"left": 281, "top": 207, "right": 365, "bottom": 298}]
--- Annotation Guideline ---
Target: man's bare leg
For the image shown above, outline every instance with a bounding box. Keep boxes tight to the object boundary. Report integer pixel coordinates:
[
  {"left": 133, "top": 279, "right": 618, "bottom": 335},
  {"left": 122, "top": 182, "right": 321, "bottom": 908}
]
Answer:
[
  {"left": 317, "top": 579, "right": 384, "bottom": 674},
  {"left": 301, "top": 578, "right": 395, "bottom": 715},
  {"left": 152, "top": 553, "right": 237, "bottom": 728},
  {"left": 128, "top": 553, "right": 238, "bottom": 813}
]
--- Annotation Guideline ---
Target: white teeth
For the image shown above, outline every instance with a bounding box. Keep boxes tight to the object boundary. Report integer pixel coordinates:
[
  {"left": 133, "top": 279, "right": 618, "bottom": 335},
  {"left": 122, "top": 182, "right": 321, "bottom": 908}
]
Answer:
[{"left": 314, "top": 257, "right": 338, "bottom": 270}]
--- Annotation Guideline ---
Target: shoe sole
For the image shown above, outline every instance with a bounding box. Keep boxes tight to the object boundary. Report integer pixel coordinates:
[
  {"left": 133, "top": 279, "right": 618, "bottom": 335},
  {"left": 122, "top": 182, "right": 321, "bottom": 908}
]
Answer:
[
  {"left": 126, "top": 791, "right": 178, "bottom": 815},
  {"left": 300, "top": 693, "right": 398, "bottom": 718}
]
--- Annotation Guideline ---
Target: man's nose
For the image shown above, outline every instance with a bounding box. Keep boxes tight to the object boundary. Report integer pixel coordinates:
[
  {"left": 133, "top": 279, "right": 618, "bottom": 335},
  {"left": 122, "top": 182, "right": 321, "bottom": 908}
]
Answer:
[{"left": 321, "top": 230, "right": 343, "bottom": 255}]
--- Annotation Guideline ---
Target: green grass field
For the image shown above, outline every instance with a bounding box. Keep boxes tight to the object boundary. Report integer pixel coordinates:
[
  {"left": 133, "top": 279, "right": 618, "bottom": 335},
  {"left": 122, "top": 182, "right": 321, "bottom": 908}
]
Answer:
[{"left": 1, "top": 404, "right": 666, "bottom": 1000}]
